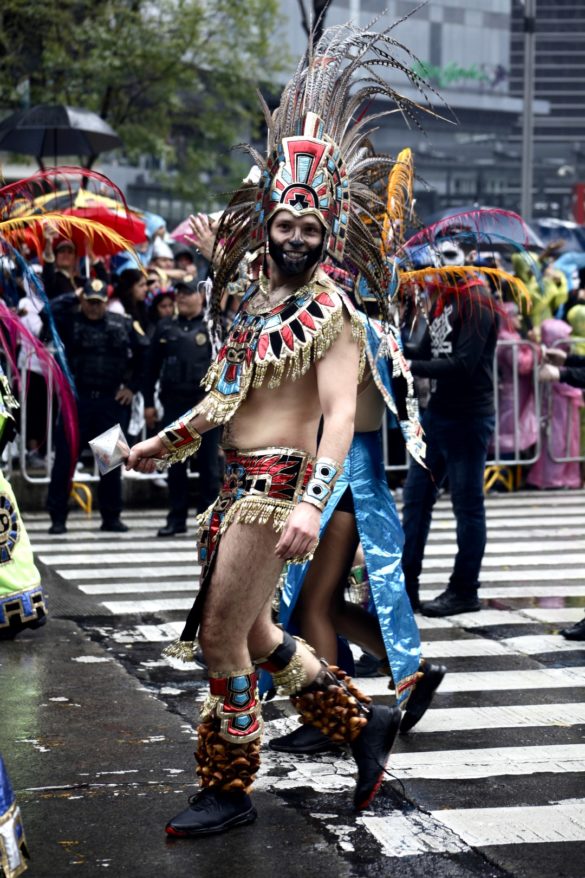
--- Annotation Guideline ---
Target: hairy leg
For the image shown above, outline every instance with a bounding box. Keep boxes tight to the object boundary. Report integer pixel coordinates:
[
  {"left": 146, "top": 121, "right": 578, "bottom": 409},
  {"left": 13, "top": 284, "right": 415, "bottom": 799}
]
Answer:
[
  {"left": 200, "top": 521, "right": 321, "bottom": 681},
  {"left": 199, "top": 522, "right": 284, "bottom": 671}
]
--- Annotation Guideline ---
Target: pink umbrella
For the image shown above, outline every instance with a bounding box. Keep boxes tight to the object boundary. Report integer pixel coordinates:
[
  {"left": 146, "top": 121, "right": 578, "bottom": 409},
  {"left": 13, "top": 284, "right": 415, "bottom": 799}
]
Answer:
[
  {"left": 170, "top": 217, "right": 193, "bottom": 245},
  {"left": 170, "top": 211, "right": 223, "bottom": 246}
]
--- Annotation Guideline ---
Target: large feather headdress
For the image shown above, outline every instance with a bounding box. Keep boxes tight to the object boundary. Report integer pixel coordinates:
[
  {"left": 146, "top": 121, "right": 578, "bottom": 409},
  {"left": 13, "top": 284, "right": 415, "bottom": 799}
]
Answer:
[{"left": 211, "top": 18, "right": 440, "bottom": 325}]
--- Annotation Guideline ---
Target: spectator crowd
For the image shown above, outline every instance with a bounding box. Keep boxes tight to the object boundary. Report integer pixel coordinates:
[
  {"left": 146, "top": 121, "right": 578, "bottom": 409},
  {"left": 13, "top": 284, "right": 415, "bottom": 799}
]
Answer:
[{"left": 1, "top": 210, "right": 585, "bottom": 537}]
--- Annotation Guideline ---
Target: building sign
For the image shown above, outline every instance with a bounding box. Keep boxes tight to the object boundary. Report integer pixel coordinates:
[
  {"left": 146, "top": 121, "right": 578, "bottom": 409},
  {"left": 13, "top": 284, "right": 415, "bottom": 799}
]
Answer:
[{"left": 412, "top": 61, "right": 508, "bottom": 91}]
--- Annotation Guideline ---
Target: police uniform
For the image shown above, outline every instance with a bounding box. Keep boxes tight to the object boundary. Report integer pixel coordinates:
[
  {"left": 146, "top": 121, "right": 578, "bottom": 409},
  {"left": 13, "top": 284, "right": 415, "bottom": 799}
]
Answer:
[
  {"left": 47, "top": 280, "right": 149, "bottom": 532},
  {"left": 145, "top": 308, "right": 220, "bottom": 535}
]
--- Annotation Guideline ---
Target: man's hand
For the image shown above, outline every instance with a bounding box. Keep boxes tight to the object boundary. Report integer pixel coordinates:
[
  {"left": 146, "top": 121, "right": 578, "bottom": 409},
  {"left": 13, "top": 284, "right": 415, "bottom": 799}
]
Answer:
[
  {"left": 543, "top": 347, "right": 567, "bottom": 366},
  {"left": 539, "top": 363, "right": 561, "bottom": 383},
  {"left": 115, "top": 386, "right": 134, "bottom": 405},
  {"left": 126, "top": 435, "right": 166, "bottom": 474},
  {"left": 144, "top": 406, "right": 157, "bottom": 430},
  {"left": 275, "top": 502, "right": 321, "bottom": 561}
]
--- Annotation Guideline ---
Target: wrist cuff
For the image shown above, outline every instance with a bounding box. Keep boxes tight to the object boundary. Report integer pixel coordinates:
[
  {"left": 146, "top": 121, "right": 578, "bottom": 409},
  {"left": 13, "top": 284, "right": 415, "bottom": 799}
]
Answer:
[
  {"left": 158, "top": 410, "right": 202, "bottom": 465},
  {"left": 303, "top": 457, "right": 342, "bottom": 512}
]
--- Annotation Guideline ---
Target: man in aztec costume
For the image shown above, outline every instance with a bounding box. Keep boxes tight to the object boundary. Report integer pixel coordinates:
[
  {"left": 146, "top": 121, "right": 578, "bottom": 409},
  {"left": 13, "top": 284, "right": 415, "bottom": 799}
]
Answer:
[{"left": 128, "top": 20, "right": 526, "bottom": 836}]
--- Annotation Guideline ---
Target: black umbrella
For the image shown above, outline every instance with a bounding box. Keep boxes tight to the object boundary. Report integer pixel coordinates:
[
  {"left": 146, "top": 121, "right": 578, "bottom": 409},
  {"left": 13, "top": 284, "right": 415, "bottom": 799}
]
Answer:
[{"left": 0, "top": 104, "right": 122, "bottom": 168}]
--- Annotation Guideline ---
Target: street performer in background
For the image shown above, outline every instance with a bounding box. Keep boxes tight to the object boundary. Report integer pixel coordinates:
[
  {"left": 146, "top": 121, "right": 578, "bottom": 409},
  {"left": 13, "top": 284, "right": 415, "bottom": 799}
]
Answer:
[{"left": 127, "top": 20, "right": 437, "bottom": 837}]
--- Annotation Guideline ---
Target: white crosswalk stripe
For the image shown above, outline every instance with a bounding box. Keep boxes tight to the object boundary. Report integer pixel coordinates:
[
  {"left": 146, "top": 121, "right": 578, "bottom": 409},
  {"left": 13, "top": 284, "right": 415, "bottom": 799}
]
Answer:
[
  {"left": 25, "top": 488, "right": 585, "bottom": 868},
  {"left": 359, "top": 800, "right": 585, "bottom": 857}
]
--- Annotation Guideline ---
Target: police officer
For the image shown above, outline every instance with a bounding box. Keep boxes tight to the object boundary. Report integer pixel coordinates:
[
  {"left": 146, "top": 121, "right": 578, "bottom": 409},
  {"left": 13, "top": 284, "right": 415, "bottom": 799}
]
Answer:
[
  {"left": 47, "top": 278, "right": 148, "bottom": 534},
  {"left": 144, "top": 274, "right": 220, "bottom": 537}
]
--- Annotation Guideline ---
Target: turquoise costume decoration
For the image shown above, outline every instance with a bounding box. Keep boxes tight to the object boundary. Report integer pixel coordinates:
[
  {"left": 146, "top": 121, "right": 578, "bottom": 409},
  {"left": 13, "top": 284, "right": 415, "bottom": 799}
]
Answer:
[{"left": 279, "top": 312, "right": 422, "bottom": 704}]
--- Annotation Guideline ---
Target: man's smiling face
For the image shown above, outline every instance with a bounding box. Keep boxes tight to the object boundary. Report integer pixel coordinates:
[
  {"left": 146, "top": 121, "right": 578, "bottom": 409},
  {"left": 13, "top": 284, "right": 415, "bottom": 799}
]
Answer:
[{"left": 268, "top": 211, "right": 325, "bottom": 277}]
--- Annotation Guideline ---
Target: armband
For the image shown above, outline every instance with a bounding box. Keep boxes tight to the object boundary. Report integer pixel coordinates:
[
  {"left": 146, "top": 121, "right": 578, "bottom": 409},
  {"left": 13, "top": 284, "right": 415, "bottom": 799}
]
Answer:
[
  {"left": 157, "top": 410, "right": 202, "bottom": 467},
  {"left": 302, "top": 457, "right": 342, "bottom": 512}
]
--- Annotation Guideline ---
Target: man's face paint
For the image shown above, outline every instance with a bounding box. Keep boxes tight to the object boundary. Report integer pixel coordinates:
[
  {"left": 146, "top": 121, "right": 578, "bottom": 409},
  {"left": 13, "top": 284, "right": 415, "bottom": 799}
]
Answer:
[
  {"left": 436, "top": 240, "right": 467, "bottom": 267},
  {"left": 268, "top": 215, "right": 325, "bottom": 277},
  {"left": 268, "top": 237, "right": 323, "bottom": 276}
]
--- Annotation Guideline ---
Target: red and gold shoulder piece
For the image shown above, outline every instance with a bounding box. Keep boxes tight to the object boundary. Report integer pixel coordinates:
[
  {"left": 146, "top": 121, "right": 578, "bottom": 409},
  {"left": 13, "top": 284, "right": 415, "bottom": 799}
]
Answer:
[{"left": 196, "top": 274, "right": 365, "bottom": 425}]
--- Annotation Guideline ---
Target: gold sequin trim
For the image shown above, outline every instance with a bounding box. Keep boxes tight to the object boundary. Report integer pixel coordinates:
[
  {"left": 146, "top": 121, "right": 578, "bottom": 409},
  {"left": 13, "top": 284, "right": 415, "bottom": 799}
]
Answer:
[
  {"left": 196, "top": 285, "right": 366, "bottom": 426},
  {"left": 162, "top": 639, "right": 198, "bottom": 662},
  {"left": 272, "top": 653, "right": 309, "bottom": 695}
]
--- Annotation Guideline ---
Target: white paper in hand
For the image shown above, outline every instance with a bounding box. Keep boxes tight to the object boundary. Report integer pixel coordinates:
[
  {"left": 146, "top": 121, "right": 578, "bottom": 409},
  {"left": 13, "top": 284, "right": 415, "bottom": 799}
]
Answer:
[{"left": 89, "top": 424, "right": 130, "bottom": 475}]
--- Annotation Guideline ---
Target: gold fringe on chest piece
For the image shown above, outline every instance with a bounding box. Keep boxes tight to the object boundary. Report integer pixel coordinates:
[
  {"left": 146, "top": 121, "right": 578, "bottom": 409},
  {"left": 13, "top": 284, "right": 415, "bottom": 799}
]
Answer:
[{"left": 193, "top": 280, "right": 366, "bottom": 427}]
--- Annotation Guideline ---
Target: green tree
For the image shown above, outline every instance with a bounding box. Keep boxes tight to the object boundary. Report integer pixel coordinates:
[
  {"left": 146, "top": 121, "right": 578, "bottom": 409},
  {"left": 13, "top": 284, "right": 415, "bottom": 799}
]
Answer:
[{"left": 0, "top": 0, "right": 283, "bottom": 204}]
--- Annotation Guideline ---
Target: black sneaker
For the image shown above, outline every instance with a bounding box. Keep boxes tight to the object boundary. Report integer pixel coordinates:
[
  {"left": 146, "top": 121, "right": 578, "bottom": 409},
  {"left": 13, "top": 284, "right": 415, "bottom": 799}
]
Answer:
[
  {"left": 100, "top": 519, "right": 129, "bottom": 533},
  {"left": 165, "top": 788, "right": 257, "bottom": 838},
  {"left": 48, "top": 522, "right": 67, "bottom": 535},
  {"left": 269, "top": 723, "right": 338, "bottom": 755},
  {"left": 354, "top": 653, "right": 387, "bottom": 677},
  {"left": 350, "top": 704, "right": 401, "bottom": 811},
  {"left": 400, "top": 662, "right": 447, "bottom": 733},
  {"left": 421, "top": 590, "right": 481, "bottom": 617},
  {"left": 560, "top": 618, "right": 585, "bottom": 641}
]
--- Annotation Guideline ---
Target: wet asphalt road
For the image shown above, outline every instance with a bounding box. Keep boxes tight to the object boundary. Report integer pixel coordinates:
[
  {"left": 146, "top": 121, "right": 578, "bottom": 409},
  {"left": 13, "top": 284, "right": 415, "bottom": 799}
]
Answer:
[{"left": 1, "top": 491, "right": 584, "bottom": 878}]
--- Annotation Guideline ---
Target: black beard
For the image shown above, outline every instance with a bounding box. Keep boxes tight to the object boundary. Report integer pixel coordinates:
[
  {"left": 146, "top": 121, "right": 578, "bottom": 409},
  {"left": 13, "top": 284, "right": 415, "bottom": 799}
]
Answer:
[{"left": 268, "top": 238, "right": 323, "bottom": 277}]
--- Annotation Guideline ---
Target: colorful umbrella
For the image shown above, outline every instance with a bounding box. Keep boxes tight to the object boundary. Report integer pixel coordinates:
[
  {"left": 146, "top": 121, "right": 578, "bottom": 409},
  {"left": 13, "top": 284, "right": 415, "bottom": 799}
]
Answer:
[
  {"left": 10, "top": 188, "right": 147, "bottom": 257},
  {"left": 170, "top": 217, "right": 193, "bottom": 246}
]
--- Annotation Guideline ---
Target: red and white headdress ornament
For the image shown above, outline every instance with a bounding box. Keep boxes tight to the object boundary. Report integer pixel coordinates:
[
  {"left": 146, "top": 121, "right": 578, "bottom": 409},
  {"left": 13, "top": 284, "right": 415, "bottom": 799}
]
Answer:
[{"left": 250, "top": 111, "right": 350, "bottom": 262}]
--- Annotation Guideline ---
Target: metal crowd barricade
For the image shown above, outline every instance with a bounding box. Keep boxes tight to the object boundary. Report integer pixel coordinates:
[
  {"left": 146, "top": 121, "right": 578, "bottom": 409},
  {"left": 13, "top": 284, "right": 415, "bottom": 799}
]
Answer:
[
  {"left": 545, "top": 336, "right": 585, "bottom": 464},
  {"left": 12, "top": 366, "right": 200, "bottom": 488},
  {"left": 489, "top": 337, "right": 542, "bottom": 466},
  {"left": 17, "top": 355, "right": 54, "bottom": 484},
  {"left": 383, "top": 337, "right": 549, "bottom": 477},
  {"left": 8, "top": 338, "right": 583, "bottom": 486}
]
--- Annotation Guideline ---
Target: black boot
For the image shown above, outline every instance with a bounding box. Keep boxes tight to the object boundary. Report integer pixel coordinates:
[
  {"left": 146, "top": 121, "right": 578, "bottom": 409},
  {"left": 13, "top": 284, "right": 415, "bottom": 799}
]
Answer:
[
  {"left": 157, "top": 522, "right": 187, "bottom": 537},
  {"left": 100, "top": 519, "right": 129, "bottom": 533},
  {"left": 400, "top": 662, "right": 446, "bottom": 733},
  {"left": 350, "top": 704, "right": 401, "bottom": 811},
  {"left": 165, "top": 788, "right": 257, "bottom": 837},
  {"left": 421, "top": 589, "right": 480, "bottom": 617},
  {"left": 560, "top": 617, "right": 585, "bottom": 641},
  {"left": 269, "top": 723, "right": 338, "bottom": 755}
]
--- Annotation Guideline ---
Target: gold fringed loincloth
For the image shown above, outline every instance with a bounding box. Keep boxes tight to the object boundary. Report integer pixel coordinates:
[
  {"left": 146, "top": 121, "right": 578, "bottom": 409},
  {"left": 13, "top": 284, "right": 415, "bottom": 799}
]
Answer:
[{"left": 162, "top": 446, "right": 315, "bottom": 663}]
